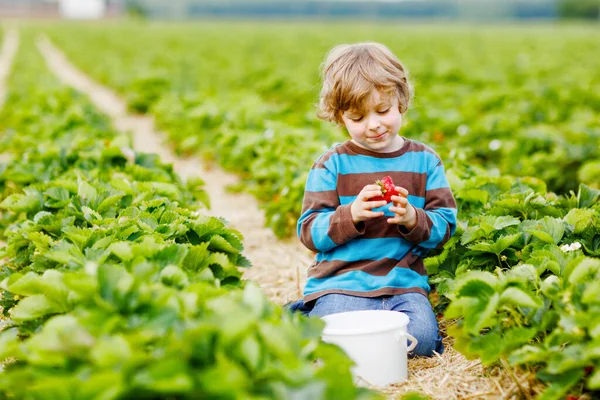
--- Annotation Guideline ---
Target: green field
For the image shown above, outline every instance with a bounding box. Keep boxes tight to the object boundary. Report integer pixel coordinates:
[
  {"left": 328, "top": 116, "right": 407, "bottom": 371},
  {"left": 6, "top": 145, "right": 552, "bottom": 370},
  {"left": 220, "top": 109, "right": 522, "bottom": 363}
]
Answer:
[{"left": 1, "top": 21, "right": 599, "bottom": 399}]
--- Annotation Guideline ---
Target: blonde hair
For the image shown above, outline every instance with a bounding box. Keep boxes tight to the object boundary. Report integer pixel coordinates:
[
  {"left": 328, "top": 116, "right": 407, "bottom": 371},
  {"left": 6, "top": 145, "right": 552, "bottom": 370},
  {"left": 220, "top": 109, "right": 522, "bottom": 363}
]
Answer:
[{"left": 317, "top": 42, "right": 413, "bottom": 125}]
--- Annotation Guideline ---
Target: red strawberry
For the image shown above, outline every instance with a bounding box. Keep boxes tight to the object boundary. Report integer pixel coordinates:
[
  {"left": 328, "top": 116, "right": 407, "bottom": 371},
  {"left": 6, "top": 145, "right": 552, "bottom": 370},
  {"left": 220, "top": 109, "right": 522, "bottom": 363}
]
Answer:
[{"left": 372, "top": 176, "right": 400, "bottom": 203}]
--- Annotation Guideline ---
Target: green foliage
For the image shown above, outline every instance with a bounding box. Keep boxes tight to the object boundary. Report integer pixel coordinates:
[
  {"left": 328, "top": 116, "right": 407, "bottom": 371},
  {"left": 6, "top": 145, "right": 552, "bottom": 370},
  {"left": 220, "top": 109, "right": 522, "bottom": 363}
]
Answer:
[
  {"left": 0, "top": 32, "right": 379, "bottom": 400},
  {"left": 45, "top": 22, "right": 600, "bottom": 237},
  {"left": 558, "top": 0, "right": 600, "bottom": 19}
]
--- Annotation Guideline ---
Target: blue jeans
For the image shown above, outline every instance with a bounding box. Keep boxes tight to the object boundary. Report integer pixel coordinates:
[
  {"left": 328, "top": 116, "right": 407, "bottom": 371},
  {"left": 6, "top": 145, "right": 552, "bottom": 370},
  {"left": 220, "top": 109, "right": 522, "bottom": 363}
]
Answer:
[{"left": 297, "top": 292, "right": 443, "bottom": 357}]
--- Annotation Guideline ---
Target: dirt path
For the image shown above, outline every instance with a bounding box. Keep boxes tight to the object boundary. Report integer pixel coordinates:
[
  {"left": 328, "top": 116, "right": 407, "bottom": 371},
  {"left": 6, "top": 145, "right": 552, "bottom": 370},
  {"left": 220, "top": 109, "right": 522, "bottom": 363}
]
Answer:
[
  {"left": 37, "top": 36, "right": 310, "bottom": 305},
  {"left": 0, "top": 29, "right": 20, "bottom": 250},
  {"left": 0, "top": 29, "right": 19, "bottom": 109},
  {"left": 35, "top": 36, "right": 537, "bottom": 400}
]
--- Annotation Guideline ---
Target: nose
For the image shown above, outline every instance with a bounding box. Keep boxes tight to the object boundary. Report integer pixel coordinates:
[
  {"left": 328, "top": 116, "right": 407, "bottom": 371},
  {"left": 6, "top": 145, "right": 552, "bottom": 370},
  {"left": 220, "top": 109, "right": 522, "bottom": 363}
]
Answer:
[{"left": 367, "top": 115, "right": 381, "bottom": 131}]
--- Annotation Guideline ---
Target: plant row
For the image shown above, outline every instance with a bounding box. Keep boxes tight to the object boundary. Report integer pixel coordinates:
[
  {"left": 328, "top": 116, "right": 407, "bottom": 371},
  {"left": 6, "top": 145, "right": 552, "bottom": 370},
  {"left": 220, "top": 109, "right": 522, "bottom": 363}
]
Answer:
[
  {"left": 44, "top": 22, "right": 600, "bottom": 238},
  {"left": 0, "top": 33, "right": 379, "bottom": 400},
  {"left": 430, "top": 161, "right": 600, "bottom": 399}
]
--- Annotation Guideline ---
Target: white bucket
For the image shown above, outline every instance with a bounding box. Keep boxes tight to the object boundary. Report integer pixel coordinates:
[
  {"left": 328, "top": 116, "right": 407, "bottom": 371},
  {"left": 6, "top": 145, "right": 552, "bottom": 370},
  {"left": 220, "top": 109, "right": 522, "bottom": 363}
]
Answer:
[{"left": 321, "top": 310, "right": 417, "bottom": 387}]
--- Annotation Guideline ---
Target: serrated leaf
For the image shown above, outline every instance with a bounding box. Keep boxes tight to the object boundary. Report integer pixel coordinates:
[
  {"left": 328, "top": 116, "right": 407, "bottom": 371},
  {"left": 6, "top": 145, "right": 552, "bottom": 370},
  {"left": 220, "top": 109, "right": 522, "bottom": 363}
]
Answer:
[
  {"left": 563, "top": 208, "right": 595, "bottom": 234},
  {"left": 155, "top": 244, "right": 188, "bottom": 267},
  {"left": 78, "top": 180, "right": 98, "bottom": 201},
  {"left": 109, "top": 242, "right": 134, "bottom": 261},
  {"left": 160, "top": 265, "right": 189, "bottom": 288},
  {"left": 44, "top": 187, "right": 70, "bottom": 208},
  {"left": 568, "top": 257, "right": 600, "bottom": 285},
  {"left": 10, "top": 294, "right": 67, "bottom": 321},
  {"left": 499, "top": 287, "right": 541, "bottom": 309},
  {"left": 526, "top": 217, "right": 566, "bottom": 245},
  {"left": 577, "top": 184, "right": 600, "bottom": 209},
  {"left": 0, "top": 188, "right": 43, "bottom": 212},
  {"left": 208, "top": 234, "right": 239, "bottom": 255},
  {"left": 82, "top": 206, "right": 102, "bottom": 222}
]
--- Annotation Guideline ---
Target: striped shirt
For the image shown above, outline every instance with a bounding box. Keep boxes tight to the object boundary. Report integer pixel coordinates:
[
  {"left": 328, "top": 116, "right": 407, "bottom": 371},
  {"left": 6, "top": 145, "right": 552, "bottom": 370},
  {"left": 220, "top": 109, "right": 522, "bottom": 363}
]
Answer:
[{"left": 297, "top": 138, "right": 457, "bottom": 303}]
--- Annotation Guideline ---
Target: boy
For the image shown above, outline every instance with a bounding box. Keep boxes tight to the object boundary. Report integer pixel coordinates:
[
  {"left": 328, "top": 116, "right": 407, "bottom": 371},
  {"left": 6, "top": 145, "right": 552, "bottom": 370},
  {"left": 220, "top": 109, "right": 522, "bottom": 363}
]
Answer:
[{"left": 290, "top": 42, "right": 457, "bottom": 357}]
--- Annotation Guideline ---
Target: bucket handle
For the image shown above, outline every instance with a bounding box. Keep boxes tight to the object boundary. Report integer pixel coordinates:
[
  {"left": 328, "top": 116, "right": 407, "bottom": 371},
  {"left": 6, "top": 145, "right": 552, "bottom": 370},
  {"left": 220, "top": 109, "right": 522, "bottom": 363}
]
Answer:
[{"left": 395, "top": 331, "right": 418, "bottom": 352}]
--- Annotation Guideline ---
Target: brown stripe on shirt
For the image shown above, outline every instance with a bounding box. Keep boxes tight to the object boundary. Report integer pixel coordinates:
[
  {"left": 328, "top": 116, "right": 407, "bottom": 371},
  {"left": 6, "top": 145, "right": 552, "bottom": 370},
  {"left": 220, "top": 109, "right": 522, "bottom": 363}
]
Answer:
[
  {"left": 337, "top": 171, "right": 427, "bottom": 198},
  {"left": 302, "top": 190, "right": 338, "bottom": 212},
  {"left": 426, "top": 187, "right": 457, "bottom": 209},
  {"left": 308, "top": 252, "right": 425, "bottom": 279},
  {"left": 362, "top": 217, "right": 404, "bottom": 239},
  {"left": 304, "top": 287, "right": 429, "bottom": 303}
]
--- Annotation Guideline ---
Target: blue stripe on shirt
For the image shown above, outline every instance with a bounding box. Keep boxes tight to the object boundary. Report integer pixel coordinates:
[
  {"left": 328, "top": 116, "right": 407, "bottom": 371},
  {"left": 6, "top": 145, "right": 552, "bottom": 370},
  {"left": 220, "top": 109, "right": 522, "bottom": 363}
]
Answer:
[
  {"left": 305, "top": 168, "right": 337, "bottom": 192},
  {"left": 309, "top": 212, "right": 337, "bottom": 251},
  {"left": 426, "top": 164, "right": 451, "bottom": 190},
  {"left": 419, "top": 207, "right": 457, "bottom": 248},
  {"left": 324, "top": 152, "right": 438, "bottom": 176},
  {"left": 340, "top": 195, "right": 425, "bottom": 208},
  {"left": 304, "top": 267, "right": 430, "bottom": 295},
  {"left": 316, "top": 237, "right": 413, "bottom": 262}
]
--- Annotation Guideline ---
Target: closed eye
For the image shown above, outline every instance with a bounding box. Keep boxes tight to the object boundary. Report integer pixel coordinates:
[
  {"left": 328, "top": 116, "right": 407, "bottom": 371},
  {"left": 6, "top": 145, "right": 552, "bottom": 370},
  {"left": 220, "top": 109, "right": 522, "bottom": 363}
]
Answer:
[
  {"left": 350, "top": 116, "right": 363, "bottom": 122},
  {"left": 378, "top": 108, "right": 390, "bottom": 114}
]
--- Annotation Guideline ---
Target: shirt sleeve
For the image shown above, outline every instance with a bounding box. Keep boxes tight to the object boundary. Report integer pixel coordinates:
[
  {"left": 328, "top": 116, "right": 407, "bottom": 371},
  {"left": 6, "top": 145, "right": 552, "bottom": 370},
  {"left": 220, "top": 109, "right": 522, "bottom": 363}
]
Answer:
[
  {"left": 399, "top": 157, "right": 457, "bottom": 249},
  {"left": 297, "top": 160, "right": 365, "bottom": 253}
]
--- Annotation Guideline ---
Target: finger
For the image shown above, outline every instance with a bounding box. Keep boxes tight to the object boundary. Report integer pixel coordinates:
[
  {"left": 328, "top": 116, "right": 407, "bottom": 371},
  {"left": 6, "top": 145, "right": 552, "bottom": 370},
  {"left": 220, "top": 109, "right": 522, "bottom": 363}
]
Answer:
[
  {"left": 387, "top": 217, "right": 401, "bottom": 224},
  {"left": 363, "top": 184, "right": 381, "bottom": 192},
  {"left": 389, "top": 206, "right": 407, "bottom": 216},
  {"left": 363, "top": 210, "right": 385, "bottom": 219},
  {"left": 364, "top": 200, "right": 388, "bottom": 209},
  {"left": 363, "top": 190, "right": 383, "bottom": 200},
  {"left": 395, "top": 187, "right": 409, "bottom": 197},
  {"left": 391, "top": 195, "right": 408, "bottom": 205}
]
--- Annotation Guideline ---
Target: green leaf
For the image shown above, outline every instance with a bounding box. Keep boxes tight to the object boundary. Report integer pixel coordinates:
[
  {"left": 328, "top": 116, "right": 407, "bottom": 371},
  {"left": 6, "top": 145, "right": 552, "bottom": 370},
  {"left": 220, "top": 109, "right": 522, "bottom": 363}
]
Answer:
[
  {"left": 242, "top": 283, "right": 267, "bottom": 317},
  {"left": 75, "top": 371, "right": 123, "bottom": 400},
  {"left": 235, "top": 334, "right": 262, "bottom": 372},
  {"left": 499, "top": 287, "right": 542, "bottom": 309},
  {"left": 525, "top": 217, "right": 566, "bottom": 245},
  {"left": 509, "top": 345, "right": 547, "bottom": 365},
  {"left": 160, "top": 265, "right": 190, "bottom": 288},
  {"left": 44, "top": 241, "right": 86, "bottom": 267},
  {"left": 588, "top": 368, "right": 600, "bottom": 390},
  {"left": 82, "top": 206, "right": 103, "bottom": 222},
  {"left": 155, "top": 244, "right": 189, "bottom": 267},
  {"left": 96, "top": 193, "right": 125, "bottom": 214},
  {"left": 10, "top": 294, "right": 64, "bottom": 321},
  {"left": 108, "top": 241, "right": 134, "bottom": 262},
  {"left": 90, "top": 335, "right": 132, "bottom": 367},
  {"left": 208, "top": 234, "right": 239, "bottom": 255},
  {"left": 577, "top": 184, "right": 600, "bottom": 208},
  {"left": 78, "top": 179, "right": 98, "bottom": 201},
  {"left": 537, "top": 369, "right": 585, "bottom": 400},
  {"left": 44, "top": 187, "right": 70, "bottom": 208},
  {"left": 567, "top": 257, "right": 600, "bottom": 285},
  {"left": 563, "top": 208, "right": 595, "bottom": 234},
  {"left": 0, "top": 188, "right": 43, "bottom": 213},
  {"left": 465, "top": 293, "right": 500, "bottom": 334}
]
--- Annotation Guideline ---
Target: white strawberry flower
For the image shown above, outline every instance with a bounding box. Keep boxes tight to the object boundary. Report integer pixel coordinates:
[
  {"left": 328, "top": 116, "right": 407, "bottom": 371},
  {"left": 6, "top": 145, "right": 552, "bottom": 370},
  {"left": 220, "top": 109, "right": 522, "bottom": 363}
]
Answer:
[{"left": 560, "top": 242, "right": 582, "bottom": 252}]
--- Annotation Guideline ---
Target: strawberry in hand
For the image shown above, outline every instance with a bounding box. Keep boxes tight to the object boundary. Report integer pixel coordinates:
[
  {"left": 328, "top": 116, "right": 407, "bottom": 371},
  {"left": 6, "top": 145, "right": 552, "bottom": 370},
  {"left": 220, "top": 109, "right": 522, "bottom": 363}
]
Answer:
[{"left": 372, "top": 176, "right": 400, "bottom": 203}]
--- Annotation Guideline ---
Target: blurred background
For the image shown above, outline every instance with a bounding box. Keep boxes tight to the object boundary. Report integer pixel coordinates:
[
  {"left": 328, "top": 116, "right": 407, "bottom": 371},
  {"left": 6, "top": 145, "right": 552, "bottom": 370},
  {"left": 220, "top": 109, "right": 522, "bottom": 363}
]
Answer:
[{"left": 0, "top": 0, "right": 599, "bottom": 21}]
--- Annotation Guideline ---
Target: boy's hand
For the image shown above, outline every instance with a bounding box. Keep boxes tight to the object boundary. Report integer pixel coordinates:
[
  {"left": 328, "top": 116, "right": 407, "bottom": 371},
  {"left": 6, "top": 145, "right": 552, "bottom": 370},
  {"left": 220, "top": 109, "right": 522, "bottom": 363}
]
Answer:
[
  {"left": 351, "top": 184, "right": 388, "bottom": 225},
  {"left": 387, "top": 187, "right": 417, "bottom": 229}
]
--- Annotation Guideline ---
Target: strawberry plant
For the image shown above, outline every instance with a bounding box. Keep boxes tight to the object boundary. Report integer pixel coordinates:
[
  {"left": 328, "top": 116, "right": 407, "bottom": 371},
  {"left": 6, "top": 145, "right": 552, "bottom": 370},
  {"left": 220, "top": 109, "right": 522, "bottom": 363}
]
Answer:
[{"left": 0, "top": 31, "right": 382, "bottom": 400}]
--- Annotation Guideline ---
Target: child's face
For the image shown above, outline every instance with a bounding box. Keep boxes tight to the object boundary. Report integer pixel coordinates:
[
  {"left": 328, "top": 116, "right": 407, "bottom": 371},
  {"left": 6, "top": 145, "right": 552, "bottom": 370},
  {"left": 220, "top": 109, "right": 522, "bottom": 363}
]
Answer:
[{"left": 340, "top": 90, "right": 403, "bottom": 153}]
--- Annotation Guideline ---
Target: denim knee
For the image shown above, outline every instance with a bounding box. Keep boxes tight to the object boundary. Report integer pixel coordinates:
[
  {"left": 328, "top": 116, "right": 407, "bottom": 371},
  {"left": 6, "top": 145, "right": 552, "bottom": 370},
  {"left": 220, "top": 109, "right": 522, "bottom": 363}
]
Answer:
[
  {"left": 407, "top": 322, "right": 444, "bottom": 357},
  {"left": 388, "top": 292, "right": 444, "bottom": 357}
]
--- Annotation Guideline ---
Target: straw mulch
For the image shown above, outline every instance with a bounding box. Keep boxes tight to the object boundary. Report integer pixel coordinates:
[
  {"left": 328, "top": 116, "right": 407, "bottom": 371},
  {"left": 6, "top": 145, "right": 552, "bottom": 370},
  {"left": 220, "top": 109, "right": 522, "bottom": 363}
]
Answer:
[
  {"left": 374, "top": 317, "right": 546, "bottom": 399},
  {"left": 262, "top": 269, "right": 547, "bottom": 399}
]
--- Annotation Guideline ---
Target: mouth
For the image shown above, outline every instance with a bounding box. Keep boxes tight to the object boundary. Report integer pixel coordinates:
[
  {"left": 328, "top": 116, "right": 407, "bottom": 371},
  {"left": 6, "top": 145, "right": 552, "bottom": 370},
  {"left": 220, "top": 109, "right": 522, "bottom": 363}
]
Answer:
[{"left": 370, "top": 131, "right": 388, "bottom": 140}]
